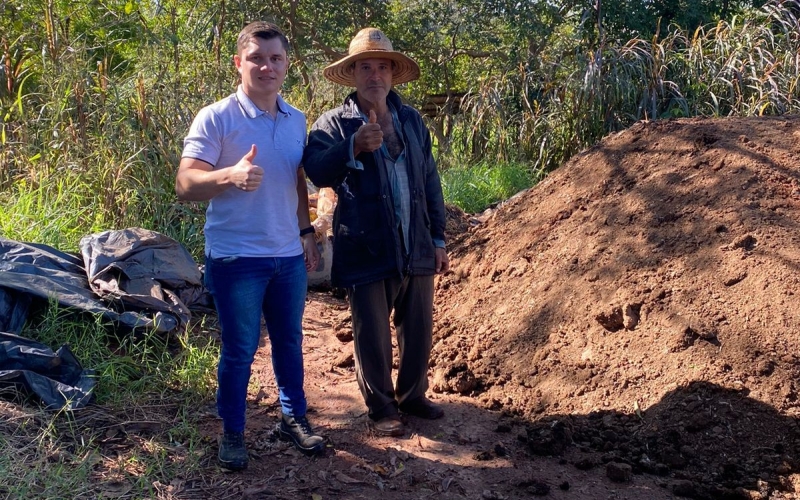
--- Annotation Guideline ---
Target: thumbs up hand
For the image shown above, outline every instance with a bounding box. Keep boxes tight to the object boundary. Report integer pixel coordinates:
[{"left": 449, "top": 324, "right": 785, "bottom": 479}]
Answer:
[
  {"left": 231, "top": 144, "right": 264, "bottom": 192},
  {"left": 353, "top": 109, "right": 384, "bottom": 156}
]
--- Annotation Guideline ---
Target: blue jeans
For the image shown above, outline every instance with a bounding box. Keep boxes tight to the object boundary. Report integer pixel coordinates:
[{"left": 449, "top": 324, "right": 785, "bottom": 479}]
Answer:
[{"left": 204, "top": 254, "right": 308, "bottom": 433}]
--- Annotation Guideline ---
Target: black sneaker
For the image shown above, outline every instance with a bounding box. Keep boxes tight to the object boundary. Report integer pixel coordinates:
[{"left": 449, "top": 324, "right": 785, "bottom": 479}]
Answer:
[
  {"left": 278, "top": 414, "right": 326, "bottom": 456},
  {"left": 218, "top": 431, "right": 248, "bottom": 471}
]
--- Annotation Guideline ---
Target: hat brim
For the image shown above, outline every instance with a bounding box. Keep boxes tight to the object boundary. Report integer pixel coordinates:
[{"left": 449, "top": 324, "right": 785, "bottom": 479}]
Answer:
[{"left": 323, "top": 50, "right": 420, "bottom": 87}]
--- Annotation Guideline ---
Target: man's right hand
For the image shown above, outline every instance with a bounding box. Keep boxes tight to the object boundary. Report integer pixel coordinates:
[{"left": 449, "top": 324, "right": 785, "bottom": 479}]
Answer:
[
  {"left": 230, "top": 144, "right": 263, "bottom": 192},
  {"left": 353, "top": 109, "right": 383, "bottom": 156}
]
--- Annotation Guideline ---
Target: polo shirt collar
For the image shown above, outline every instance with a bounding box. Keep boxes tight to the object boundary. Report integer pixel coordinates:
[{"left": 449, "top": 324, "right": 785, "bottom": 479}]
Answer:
[{"left": 236, "top": 85, "right": 291, "bottom": 118}]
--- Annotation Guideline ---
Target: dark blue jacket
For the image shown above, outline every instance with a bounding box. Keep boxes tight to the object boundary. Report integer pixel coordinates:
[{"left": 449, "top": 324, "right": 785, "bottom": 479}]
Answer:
[{"left": 303, "top": 91, "right": 446, "bottom": 287}]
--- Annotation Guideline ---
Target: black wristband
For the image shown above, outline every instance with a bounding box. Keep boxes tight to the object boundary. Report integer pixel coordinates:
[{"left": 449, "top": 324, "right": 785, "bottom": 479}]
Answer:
[{"left": 299, "top": 226, "right": 315, "bottom": 237}]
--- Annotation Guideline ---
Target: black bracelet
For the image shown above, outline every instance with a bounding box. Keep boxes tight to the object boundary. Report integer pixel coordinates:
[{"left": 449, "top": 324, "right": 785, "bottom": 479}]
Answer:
[{"left": 299, "top": 226, "right": 315, "bottom": 237}]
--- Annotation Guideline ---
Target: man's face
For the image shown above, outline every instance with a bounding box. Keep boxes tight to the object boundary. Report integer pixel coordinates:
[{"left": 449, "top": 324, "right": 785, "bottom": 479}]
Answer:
[
  {"left": 234, "top": 36, "right": 288, "bottom": 101},
  {"left": 353, "top": 58, "right": 393, "bottom": 106}
]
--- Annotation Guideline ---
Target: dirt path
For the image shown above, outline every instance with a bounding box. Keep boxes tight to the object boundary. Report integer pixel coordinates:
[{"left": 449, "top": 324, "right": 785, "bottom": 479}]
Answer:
[{"left": 186, "top": 290, "right": 678, "bottom": 500}]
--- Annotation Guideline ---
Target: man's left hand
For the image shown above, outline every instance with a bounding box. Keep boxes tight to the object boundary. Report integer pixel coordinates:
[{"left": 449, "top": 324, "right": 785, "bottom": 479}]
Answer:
[
  {"left": 302, "top": 233, "right": 321, "bottom": 272},
  {"left": 435, "top": 247, "right": 449, "bottom": 274}
]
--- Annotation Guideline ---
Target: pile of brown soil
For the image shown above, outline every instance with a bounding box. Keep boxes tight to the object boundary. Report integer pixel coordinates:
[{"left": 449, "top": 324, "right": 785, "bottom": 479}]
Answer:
[{"left": 431, "top": 115, "right": 800, "bottom": 498}]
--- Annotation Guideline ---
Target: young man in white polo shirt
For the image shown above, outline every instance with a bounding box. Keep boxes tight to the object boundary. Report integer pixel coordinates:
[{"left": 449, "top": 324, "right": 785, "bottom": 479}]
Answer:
[{"left": 176, "top": 21, "right": 324, "bottom": 470}]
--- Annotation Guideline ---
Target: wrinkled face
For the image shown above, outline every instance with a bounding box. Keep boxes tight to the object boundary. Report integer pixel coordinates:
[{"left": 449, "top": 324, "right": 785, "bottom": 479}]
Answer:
[
  {"left": 234, "top": 36, "right": 288, "bottom": 101},
  {"left": 352, "top": 57, "right": 393, "bottom": 105}
]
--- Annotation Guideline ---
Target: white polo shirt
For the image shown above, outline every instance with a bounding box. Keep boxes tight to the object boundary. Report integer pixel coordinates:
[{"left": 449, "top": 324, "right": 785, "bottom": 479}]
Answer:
[{"left": 182, "top": 86, "right": 306, "bottom": 259}]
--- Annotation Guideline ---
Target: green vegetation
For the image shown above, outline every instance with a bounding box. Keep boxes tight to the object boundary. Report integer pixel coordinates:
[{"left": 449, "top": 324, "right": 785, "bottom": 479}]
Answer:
[
  {"left": 29, "top": 303, "right": 217, "bottom": 404},
  {"left": 441, "top": 161, "right": 542, "bottom": 215},
  {"left": 4, "top": 1, "right": 798, "bottom": 253},
  {"left": 1, "top": 0, "right": 800, "bottom": 497},
  {"left": 0, "top": 303, "right": 218, "bottom": 499}
]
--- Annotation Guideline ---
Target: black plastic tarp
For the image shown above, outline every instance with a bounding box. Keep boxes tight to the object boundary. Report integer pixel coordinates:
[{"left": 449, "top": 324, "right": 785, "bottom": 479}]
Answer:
[
  {"left": 0, "top": 332, "right": 95, "bottom": 410},
  {"left": 0, "top": 229, "right": 211, "bottom": 335},
  {"left": 0, "top": 240, "right": 101, "bottom": 334},
  {"left": 79, "top": 227, "right": 210, "bottom": 332},
  {"left": 0, "top": 228, "right": 213, "bottom": 409}
]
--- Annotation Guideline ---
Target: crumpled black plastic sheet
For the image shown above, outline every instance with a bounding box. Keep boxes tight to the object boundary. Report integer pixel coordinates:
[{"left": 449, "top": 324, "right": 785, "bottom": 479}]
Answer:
[
  {"left": 0, "top": 332, "right": 95, "bottom": 410},
  {"left": 0, "top": 240, "right": 97, "bottom": 334},
  {"left": 0, "top": 238, "right": 173, "bottom": 334},
  {"left": 0, "top": 229, "right": 214, "bottom": 410},
  {"left": 0, "top": 231, "right": 212, "bottom": 335},
  {"left": 79, "top": 227, "right": 209, "bottom": 331}
]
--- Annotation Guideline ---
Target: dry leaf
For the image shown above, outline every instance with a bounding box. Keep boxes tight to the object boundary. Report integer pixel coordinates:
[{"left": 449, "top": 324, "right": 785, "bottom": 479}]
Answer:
[
  {"left": 242, "top": 485, "right": 274, "bottom": 498},
  {"left": 334, "top": 471, "right": 364, "bottom": 484},
  {"left": 390, "top": 462, "right": 405, "bottom": 478},
  {"left": 79, "top": 450, "right": 103, "bottom": 467},
  {"left": 442, "top": 477, "right": 454, "bottom": 492},
  {"left": 97, "top": 480, "right": 132, "bottom": 498}
]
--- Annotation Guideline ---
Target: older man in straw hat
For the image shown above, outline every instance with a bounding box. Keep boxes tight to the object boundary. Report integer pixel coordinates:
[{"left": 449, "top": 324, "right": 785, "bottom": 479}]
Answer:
[{"left": 303, "top": 28, "right": 450, "bottom": 437}]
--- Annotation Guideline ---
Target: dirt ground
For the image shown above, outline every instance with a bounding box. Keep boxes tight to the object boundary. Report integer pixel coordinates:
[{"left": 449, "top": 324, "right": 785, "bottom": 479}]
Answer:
[
  {"left": 185, "top": 115, "right": 800, "bottom": 499},
  {"left": 189, "top": 291, "right": 676, "bottom": 500}
]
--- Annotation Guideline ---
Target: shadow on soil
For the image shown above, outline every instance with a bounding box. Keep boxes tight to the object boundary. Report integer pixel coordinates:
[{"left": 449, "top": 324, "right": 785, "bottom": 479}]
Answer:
[{"left": 524, "top": 380, "right": 800, "bottom": 499}]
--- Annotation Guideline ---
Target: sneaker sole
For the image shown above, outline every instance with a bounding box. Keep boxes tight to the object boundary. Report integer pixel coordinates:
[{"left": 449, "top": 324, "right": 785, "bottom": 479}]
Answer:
[
  {"left": 218, "top": 457, "right": 248, "bottom": 471},
  {"left": 373, "top": 425, "right": 405, "bottom": 437}
]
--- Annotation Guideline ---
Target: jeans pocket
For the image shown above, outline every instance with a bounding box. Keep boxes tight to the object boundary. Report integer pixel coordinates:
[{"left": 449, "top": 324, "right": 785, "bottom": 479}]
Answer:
[{"left": 212, "top": 255, "right": 240, "bottom": 264}]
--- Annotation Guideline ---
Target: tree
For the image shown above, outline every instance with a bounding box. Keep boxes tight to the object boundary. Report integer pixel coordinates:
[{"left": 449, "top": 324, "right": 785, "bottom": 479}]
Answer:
[{"left": 565, "top": 0, "right": 771, "bottom": 46}]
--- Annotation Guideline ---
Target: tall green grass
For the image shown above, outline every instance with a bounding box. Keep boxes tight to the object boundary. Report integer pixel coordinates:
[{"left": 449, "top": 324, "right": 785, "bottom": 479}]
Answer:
[
  {"left": 436, "top": 3, "right": 800, "bottom": 172},
  {"left": 3, "top": 2, "right": 799, "bottom": 251},
  {"left": 441, "top": 160, "right": 542, "bottom": 214}
]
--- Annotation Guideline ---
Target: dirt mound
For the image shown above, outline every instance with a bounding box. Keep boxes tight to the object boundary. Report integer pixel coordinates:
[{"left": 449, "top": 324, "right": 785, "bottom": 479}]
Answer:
[{"left": 431, "top": 115, "right": 800, "bottom": 497}]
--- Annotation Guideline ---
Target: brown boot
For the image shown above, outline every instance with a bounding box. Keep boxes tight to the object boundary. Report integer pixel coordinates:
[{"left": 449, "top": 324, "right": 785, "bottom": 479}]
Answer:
[
  {"left": 373, "top": 414, "right": 404, "bottom": 436},
  {"left": 399, "top": 397, "right": 444, "bottom": 420}
]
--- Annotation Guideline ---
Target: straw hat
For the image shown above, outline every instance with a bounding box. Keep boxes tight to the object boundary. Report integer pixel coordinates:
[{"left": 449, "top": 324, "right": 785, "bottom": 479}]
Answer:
[{"left": 323, "top": 28, "right": 420, "bottom": 87}]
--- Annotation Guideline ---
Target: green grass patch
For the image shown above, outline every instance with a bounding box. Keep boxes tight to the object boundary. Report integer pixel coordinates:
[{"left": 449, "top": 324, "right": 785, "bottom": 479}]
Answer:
[
  {"left": 440, "top": 160, "right": 544, "bottom": 214},
  {"left": 26, "top": 302, "right": 218, "bottom": 405},
  {"left": 0, "top": 178, "right": 98, "bottom": 250},
  {"left": 0, "top": 428, "right": 97, "bottom": 498},
  {"left": 0, "top": 303, "right": 219, "bottom": 498}
]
